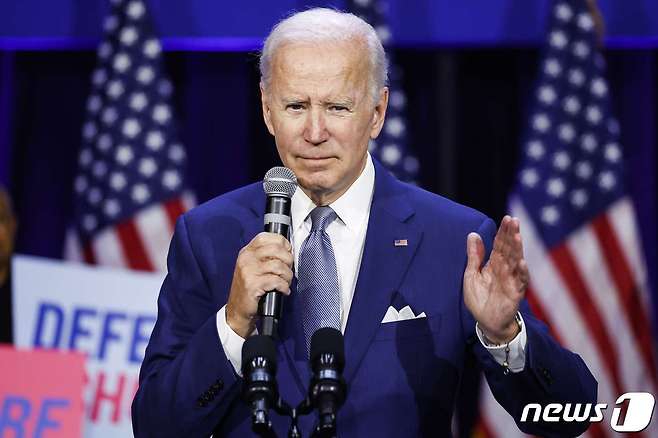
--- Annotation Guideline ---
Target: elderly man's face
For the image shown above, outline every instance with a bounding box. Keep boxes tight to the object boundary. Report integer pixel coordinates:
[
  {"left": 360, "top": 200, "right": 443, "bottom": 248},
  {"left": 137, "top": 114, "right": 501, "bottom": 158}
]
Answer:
[{"left": 261, "top": 40, "right": 388, "bottom": 204}]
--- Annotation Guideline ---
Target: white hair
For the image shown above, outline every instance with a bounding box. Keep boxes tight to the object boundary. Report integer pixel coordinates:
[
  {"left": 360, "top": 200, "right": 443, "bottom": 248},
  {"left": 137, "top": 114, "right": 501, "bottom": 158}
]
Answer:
[{"left": 260, "top": 8, "right": 388, "bottom": 101}]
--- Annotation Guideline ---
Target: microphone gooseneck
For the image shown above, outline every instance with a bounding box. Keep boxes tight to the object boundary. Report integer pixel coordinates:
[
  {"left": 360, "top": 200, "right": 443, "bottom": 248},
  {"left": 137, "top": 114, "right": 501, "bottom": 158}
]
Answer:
[{"left": 260, "top": 166, "right": 297, "bottom": 338}]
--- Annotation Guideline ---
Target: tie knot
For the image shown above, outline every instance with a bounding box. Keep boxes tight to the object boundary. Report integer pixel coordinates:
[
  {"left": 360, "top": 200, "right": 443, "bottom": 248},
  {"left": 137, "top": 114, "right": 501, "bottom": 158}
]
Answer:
[{"left": 309, "top": 206, "right": 337, "bottom": 232}]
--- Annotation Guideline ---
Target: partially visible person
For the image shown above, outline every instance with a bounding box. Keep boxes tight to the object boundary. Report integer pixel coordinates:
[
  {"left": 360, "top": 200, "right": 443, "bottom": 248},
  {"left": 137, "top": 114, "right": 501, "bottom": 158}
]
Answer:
[{"left": 0, "top": 185, "right": 17, "bottom": 344}]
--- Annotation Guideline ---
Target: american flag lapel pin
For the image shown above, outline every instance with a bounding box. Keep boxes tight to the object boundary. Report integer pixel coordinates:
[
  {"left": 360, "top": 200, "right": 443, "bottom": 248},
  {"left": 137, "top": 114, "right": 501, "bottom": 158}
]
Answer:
[{"left": 394, "top": 239, "right": 408, "bottom": 247}]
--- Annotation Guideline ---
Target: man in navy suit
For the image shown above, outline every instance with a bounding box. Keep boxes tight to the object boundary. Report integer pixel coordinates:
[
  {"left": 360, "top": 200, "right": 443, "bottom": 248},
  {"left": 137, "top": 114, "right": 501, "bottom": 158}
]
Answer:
[{"left": 132, "top": 8, "right": 596, "bottom": 437}]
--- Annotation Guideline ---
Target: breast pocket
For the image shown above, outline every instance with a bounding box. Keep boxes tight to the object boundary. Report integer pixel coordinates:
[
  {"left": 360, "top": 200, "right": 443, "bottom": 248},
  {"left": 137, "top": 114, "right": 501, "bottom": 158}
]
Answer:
[{"left": 373, "top": 314, "right": 442, "bottom": 341}]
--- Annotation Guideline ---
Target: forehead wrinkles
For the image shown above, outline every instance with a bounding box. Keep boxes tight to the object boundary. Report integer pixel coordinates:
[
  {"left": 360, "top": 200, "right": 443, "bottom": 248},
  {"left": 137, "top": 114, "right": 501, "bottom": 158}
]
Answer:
[{"left": 270, "top": 41, "right": 370, "bottom": 101}]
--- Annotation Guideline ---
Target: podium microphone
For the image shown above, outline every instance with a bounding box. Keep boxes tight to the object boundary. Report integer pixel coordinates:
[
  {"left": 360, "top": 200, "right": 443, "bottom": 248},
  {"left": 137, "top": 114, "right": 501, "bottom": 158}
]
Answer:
[
  {"left": 309, "top": 327, "right": 347, "bottom": 437},
  {"left": 242, "top": 334, "right": 279, "bottom": 436},
  {"left": 260, "top": 166, "right": 297, "bottom": 338}
]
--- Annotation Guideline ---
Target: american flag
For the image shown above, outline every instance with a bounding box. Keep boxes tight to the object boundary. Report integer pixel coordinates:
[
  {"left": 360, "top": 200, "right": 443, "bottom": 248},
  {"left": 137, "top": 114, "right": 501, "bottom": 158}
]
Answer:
[
  {"left": 64, "top": 0, "right": 194, "bottom": 272},
  {"left": 477, "top": 1, "right": 657, "bottom": 437},
  {"left": 347, "top": 0, "right": 419, "bottom": 183}
]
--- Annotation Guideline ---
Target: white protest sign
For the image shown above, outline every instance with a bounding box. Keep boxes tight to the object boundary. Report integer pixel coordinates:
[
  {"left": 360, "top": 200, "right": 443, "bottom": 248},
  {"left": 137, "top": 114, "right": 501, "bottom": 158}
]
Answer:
[{"left": 13, "top": 255, "right": 164, "bottom": 438}]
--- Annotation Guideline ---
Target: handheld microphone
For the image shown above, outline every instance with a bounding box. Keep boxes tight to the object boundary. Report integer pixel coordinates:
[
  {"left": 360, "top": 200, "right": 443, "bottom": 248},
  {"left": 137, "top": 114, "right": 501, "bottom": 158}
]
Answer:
[
  {"left": 259, "top": 166, "right": 297, "bottom": 338},
  {"left": 241, "top": 334, "right": 278, "bottom": 435},
  {"left": 309, "top": 327, "right": 347, "bottom": 437}
]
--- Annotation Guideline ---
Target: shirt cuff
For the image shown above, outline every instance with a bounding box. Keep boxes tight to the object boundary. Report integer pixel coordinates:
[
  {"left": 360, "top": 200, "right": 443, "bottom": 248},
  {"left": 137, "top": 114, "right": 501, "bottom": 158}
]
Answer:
[
  {"left": 475, "top": 312, "right": 527, "bottom": 373},
  {"left": 216, "top": 305, "right": 252, "bottom": 376}
]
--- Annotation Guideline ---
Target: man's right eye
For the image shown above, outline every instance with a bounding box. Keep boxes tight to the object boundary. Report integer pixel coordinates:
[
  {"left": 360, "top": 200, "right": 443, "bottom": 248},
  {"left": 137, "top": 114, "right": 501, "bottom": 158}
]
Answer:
[{"left": 286, "top": 104, "right": 304, "bottom": 111}]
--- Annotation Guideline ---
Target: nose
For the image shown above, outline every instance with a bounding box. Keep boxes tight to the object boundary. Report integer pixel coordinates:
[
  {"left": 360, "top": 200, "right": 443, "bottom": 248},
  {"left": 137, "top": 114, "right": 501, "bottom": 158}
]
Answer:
[{"left": 303, "top": 107, "right": 329, "bottom": 145}]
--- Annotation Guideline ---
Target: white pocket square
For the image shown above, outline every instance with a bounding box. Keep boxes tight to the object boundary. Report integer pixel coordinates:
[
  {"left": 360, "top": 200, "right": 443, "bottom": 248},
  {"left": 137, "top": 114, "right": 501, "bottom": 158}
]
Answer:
[{"left": 381, "top": 305, "right": 426, "bottom": 323}]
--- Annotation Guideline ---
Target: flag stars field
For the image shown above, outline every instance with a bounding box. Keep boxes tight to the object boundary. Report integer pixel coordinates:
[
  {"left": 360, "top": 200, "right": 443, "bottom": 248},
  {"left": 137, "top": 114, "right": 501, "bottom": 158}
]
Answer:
[
  {"left": 381, "top": 144, "right": 401, "bottom": 165},
  {"left": 348, "top": 0, "right": 418, "bottom": 183},
  {"left": 113, "top": 53, "right": 131, "bottom": 73},
  {"left": 122, "top": 119, "right": 141, "bottom": 138},
  {"left": 568, "top": 68, "right": 585, "bottom": 86},
  {"left": 120, "top": 27, "right": 139, "bottom": 46},
  {"left": 553, "top": 151, "right": 571, "bottom": 170},
  {"left": 575, "top": 161, "right": 593, "bottom": 180},
  {"left": 555, "top": 3, "right": 573, "bottom": 21},
  {"left": 130, "top": 92, "right": 148, "bottom": 111},
  {"left": 102, "top": 107, "right": 118, "bottom": 126},
  {"left": 127, "top": 1, "right": 145, "bottom": 20},
  {"left": 580, "top": 133, "right": 597, "bottom": 152},
  {"left": 521, "top": 168, "right": 540, "bottom": 188},
  {"left": 137, "top": 66, "right": 155, "bottom": 84},
  {"left": 527, "top": 140, "right": 545, "bottom": 159},
  {"left": 115, "top": 145, "right": 133, "bottom": 165},
  {"left": 67, "top": 0, "right": 193, "bottom": 273},
  {"left": 146, "top": 131, "right": 164, "bottom": 150},
  {"left": 97, "top": 134, "right": 113, "bottom": 152},
  {"left": 544, "top": 58, "right": 562, "bottom": 77},
  {"left": 533, "top": 113, "right": 551, "bottom": 132}
]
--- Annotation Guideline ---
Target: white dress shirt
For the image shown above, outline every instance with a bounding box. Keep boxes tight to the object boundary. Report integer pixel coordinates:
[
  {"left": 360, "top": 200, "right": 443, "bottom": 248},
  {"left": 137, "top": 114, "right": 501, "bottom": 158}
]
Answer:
[{"left": 216, "top": 152, "right": 527, "bottom": 374}]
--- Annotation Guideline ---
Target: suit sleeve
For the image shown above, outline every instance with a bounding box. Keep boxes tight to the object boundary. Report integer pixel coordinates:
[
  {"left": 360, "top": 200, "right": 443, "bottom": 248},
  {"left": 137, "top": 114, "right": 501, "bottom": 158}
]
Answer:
[
  {"left": 132, "top": 214, "right": 241, "bottom": 437},
  {"left": 464, "top": 217, "right": 598, "bottom": 437}
]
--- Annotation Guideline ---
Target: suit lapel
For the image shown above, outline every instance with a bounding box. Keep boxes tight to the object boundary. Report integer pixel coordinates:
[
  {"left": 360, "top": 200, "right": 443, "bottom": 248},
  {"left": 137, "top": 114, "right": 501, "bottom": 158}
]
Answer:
[{"left": 343, "top": 161, "right": 423, "bottom": 383}]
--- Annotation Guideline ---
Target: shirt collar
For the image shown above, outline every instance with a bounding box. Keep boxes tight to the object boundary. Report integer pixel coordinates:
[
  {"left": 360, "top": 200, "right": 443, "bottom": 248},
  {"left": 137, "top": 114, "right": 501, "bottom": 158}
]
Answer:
[{"left": 291, "top": 152, "right": 375, "bottom": 232}]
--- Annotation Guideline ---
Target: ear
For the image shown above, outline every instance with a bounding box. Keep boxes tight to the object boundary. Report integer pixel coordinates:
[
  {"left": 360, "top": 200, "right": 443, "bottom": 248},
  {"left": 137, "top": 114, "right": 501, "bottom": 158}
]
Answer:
[
  {"left": 260, "top": 82, "right": 276, "bottom": 136},
  {"left": 369, "top": 87, "right": 389, "bottom": 139}
]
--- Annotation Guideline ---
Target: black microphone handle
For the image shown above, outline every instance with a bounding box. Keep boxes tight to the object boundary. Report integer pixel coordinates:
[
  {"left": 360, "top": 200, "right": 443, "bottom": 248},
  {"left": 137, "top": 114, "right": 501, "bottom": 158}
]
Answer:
[{"left": 260, "top": 195, "right": 292, "bottom": 337}]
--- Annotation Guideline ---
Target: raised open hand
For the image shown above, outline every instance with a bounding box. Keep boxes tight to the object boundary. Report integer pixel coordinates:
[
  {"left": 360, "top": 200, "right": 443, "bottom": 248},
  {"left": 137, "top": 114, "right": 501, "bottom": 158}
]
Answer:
[{"left": 463, "top": 216, "right": 529, "bottom": 344}]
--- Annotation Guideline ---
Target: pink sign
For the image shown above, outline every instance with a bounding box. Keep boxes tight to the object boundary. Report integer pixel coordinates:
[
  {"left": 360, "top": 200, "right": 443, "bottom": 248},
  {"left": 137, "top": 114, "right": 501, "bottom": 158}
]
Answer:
[{"left": 0, "top": 346, "right": 85, "bottom": 437}]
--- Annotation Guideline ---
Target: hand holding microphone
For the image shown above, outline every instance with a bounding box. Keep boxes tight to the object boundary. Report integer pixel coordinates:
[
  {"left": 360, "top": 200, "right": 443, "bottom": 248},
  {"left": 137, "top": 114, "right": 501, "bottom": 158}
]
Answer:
[
  {"left": 226, "top": 167, "right": 297, "bottom": 338},
  {"left": 226, "top": 232, "right": 293, "bottom": 338}
]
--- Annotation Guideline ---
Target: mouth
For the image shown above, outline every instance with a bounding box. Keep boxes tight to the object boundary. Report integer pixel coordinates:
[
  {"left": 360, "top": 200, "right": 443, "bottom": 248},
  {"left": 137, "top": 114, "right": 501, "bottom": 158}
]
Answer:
[{"left": 298, "top": 156, "right": 336, "bottom": 162}]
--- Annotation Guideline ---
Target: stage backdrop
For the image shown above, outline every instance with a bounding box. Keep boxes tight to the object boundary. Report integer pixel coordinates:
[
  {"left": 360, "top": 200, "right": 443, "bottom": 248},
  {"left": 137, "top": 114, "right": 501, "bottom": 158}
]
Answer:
[{"left": 1, "top": 0, "right": 657, "bottom": 49}]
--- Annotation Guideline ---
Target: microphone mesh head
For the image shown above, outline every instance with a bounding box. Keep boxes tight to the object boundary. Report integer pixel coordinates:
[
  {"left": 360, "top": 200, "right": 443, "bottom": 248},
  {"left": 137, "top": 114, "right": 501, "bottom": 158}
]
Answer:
[
  {"left": 310, "top": 327, "right": 345, "bottom": 371},
  {"left": 263, "top": 167, "right": 297, "bottom": 198},
  {"left": 242, "top": 334, "right": 277, "bottom": 373}
]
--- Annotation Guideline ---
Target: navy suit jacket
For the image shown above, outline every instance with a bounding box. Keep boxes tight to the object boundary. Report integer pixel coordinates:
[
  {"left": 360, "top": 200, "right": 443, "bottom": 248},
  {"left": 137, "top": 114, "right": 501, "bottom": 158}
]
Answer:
[{"left": 133, "top": 159, "right": 597, "bottom": 437}]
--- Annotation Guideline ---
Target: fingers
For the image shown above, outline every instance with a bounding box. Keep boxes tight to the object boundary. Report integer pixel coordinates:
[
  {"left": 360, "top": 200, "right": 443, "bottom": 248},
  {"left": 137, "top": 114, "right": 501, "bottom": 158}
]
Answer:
[
  {"left": 227, "top": 233, "right": 295, "bottom": 335},
  {"left": 492, "top": 216, "right": 524, "bottom": 264},
  {"left": 487, "top": 216, "right": 529, "bottom": 297},
  {"left": 258, "top": 274, "right": 292, "bottom": 296},
  {"left": 251, "top": 232, "right": 292, "bottom": 252},
  {"left": 254, "top": 243, "right": 294, "bottom": 266},
  {"left": 465, "top": 232, "right": 485, "bottom": 275},
  {"left": 515, "top": 259, "right": 529, "bottom": 294},
  {"left": 262, "top": 258, "right": 294, "bottom": 284},
  {"left": 241, "top": 232, "right": 294, "bottom": 291},
  {"left": 250, "top": 232, "right": 294, "bottom": 266}
]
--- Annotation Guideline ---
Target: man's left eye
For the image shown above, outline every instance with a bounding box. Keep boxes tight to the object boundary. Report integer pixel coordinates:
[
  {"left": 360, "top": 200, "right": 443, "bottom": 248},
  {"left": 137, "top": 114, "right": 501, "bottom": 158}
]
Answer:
[{"left": 329, "top": 105, "right": 349, "bottom": 112}]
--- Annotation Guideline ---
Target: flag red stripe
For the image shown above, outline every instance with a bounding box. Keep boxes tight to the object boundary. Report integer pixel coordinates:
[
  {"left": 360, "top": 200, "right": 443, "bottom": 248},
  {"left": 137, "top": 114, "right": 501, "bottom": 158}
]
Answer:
[
  {"left": 116, "top": 220, "right": 154, "bottom": 271},
  {"left": 526, "top": 287, "right": 610, "bottom": 438},
  {"left": 82, "top": 242, "right": 96, "bottom": 264},
  {"left": 591, "top": 215, "right": 658, "bottom": 387},
  {"left": 472, "top": 417, "right": 494, "bottom": 438},
  {"left": 588, "top": 422, "right": 609, "bottom": 438},
  {"left": 526, "top": 286, "right": 562, "bottom": 344},
  {"left": 550, "top": 244, "right": 624, "bottom": 394},
  {"left": 163, "top": 197, "right": 186, "bottom": 229}
]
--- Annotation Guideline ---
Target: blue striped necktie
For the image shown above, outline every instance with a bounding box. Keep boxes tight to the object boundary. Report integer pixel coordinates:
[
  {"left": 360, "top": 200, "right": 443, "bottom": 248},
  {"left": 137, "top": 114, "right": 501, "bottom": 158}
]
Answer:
[{"left": 298, "top": 206, "right": 341, "bottom": 356}]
